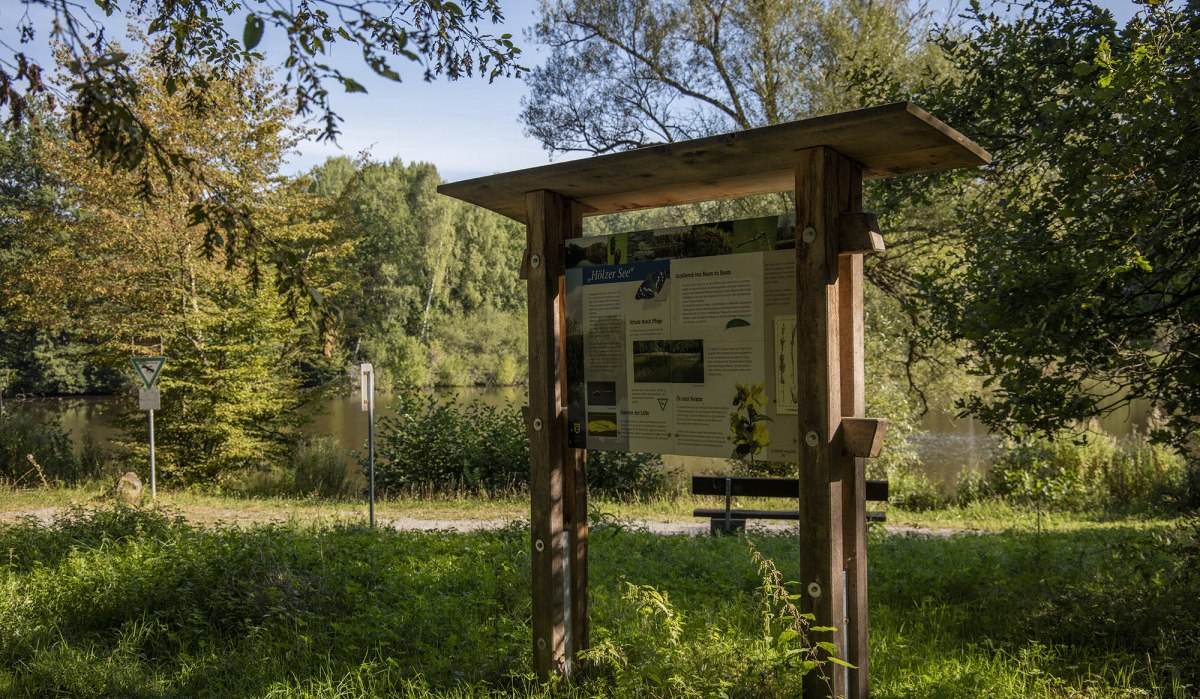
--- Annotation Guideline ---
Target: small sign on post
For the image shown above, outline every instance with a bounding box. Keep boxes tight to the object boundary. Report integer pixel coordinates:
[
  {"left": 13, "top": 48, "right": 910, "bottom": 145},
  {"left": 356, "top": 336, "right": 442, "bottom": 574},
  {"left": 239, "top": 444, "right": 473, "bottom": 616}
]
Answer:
[
  {"left": 361, "top": 363, "right": 376, "bottom": 528},
  {"left": 138, "top": 385, "right": 160, "bottom": 411},
  {"left": 131, "top": 357, "right": 165, "bottom": 389},
  {"left": 131, "top": 357, "right": 165, "bottom": 498}
]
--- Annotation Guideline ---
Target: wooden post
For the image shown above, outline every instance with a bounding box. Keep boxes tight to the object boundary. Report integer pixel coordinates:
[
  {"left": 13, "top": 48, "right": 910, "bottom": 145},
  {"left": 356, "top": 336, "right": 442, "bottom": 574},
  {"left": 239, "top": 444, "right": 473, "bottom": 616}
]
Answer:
[
  {"left": 839, "top": 165, "right": 870, "bottom": 699},
  {"left": 795, "top": 146, "right": 853, "bottom": 699},
  {"left": 526, "top": 190, "right": 588, "bottom": 679},
  {"left": 557, "top": 211, "right": 590, "bottom": 668}
]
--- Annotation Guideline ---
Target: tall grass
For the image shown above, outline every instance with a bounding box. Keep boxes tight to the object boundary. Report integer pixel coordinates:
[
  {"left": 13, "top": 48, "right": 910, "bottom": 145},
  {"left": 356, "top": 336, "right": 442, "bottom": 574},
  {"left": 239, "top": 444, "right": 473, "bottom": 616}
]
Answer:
[{"left": 0, "top": 410, "right": 94, "bottom": 486}]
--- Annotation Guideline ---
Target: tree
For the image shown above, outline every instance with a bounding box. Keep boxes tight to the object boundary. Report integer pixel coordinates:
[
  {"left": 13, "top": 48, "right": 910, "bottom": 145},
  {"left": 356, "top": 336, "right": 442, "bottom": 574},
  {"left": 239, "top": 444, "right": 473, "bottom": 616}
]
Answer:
[
  {"left": 521, "top": 0, "right": 945, "bottom": 154},
  {"left": 306, "top": 155, "right": 526, "bottom": 387},
  {"left": 1, "top": 0, "right": 522, "bottom": 269},
  {"left": 3, "top": 52, "right": 344, "bottom": 484},
  {"left": 909, "top": 0, "right": 1200, "bottom": 451}
]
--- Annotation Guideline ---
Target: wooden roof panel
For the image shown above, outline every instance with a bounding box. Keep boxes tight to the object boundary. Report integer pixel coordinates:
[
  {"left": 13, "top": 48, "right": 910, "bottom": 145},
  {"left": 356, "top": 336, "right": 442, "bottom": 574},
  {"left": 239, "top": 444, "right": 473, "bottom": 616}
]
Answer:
[{"left": 437, "top": 102, "right": 990, "bottom": 223}]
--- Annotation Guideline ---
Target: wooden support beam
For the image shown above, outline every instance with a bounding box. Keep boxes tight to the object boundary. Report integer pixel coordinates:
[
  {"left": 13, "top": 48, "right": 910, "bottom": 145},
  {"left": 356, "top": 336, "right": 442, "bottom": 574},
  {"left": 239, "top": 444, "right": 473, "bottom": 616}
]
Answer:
[
  {"left": 525, "top": 190, "right": 586, "bottom": 679},
  {"left": 842, "top": 417, "right": 888, "bottom": 459},
  {"left": 556, "top": 207, "right": 589, "bottom": 669},
  {"left": 795, "top": 146, "right": 850, "bottom": 699},
  {"left": 838, "top": 172, "right": 872, "bottom": 698},
  {"left": 838, "top": 212, "right": 885, "bottom": 255}
]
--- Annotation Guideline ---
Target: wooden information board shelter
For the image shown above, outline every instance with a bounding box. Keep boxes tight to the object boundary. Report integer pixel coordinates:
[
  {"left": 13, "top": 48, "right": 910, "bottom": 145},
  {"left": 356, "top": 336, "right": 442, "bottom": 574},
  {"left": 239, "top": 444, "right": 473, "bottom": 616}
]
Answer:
[{"left": 439, "top": 102, "right": 989, "bottom": 697}]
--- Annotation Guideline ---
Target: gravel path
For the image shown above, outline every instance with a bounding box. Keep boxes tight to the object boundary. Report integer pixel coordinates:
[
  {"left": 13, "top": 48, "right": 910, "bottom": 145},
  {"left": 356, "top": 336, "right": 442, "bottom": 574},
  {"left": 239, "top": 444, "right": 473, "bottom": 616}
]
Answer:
[
  {"left": 374, "top": 516, "right": 961, "bottom": 538},
  {"left": 0, "top": 506, "right": 964, "bottom": 538}
]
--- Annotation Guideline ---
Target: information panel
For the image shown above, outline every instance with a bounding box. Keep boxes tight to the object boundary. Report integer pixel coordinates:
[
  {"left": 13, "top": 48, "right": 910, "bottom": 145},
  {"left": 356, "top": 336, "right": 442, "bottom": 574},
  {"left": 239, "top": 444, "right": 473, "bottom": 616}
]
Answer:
[{"left": 565, "top": 214, "right": 799, "bottom": 460}]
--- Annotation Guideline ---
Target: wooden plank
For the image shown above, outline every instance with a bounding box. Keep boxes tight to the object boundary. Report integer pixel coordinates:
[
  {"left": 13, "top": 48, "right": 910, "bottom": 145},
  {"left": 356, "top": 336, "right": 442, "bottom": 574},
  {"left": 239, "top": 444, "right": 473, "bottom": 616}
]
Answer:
[
  {"left": 554, "top": 202, "right": 589, "bottom": 670},
  {"left": 526, "top": 190, "right": 571, "bottom": 679},
  {"left": 693, "top": 508, "right": 887, "bottom": 523},
  {"left": 838, "top": 213, "right": 885, "bottom": 255},
  {"left": 690, "top": 475, "right": 888, "bottom": 501},
  {"left": 795, "top": 146, "right": 849, "bottom": 699},
  {"left": 839, "top": 183, "right": 871, "bottom": 697},
  {"left": 438, "top": 102, "right": 991, "bottom": 223},
  {"left": 842, "top": 417, "right": 888, "bottom": 458}
]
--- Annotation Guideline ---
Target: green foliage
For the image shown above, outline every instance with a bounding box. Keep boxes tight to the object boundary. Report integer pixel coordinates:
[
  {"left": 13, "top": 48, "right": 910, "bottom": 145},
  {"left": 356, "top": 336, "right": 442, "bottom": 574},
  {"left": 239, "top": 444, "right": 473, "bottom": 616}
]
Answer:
[
  {"left": 426, "top": 310, "right": 526, "bottom": 387},
  {"left": 2, "top": 0, "right": 521, "bottom": 275},
  {"left": 0, "top": 58, "right": 343, "bottom": 488},
  {"left": 584, "top": 450, "right": 670, "bottom": 501},
  {"left": 902, "top": 0, "right": 1200, "bottom": 453},
  {"left": 988, "top": 429, "right": 1189, "bottom": 512},
  {"left": 230, "top": 437, "right": 352, "bottom": 499},
  {"left": 307, "top": 157, "right": 526, "bottom": 389},
  {"left": 372, "top": 392, "right": 669, "bottom": 499},
  {"left": 372, "top": 392, "right": 529, "bottom": 494},
  {"left": 581, "top": 562, "right": 836, "bottom": 697},
  {"left": 0, "top": 410, "right": 87, "bottom": 486},
  {"left": 886, "top": 467, "right": 946, "bottom": 512},
  {"left": 290, "top": 437, "right": 353, "bottom": 499},
  {"left": 523, "top": 0, "right": 945, "bottom": 153},
  {"left": 129, "top": 283, "right": 310, "bottom": 487},
  {"left": 0, "top": 506, "right": 1193, "bottom": 696},
  {"left": 0, "top": 110, "right": 123, "bottom": 396}
]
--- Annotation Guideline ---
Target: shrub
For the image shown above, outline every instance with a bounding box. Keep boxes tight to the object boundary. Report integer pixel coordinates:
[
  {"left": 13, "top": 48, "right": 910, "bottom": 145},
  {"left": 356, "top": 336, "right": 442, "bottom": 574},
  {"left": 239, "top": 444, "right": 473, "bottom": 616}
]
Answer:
[
  {"left": 585, "top": 450, "right": 671, "bottom": 500},
  {"left": 886, "top": 466, "right": 945, "bottom": 512},
  {"left": 371, "top": 392, "right": 670, "bottom": 499},
  {"left": 372, "top": 392, "right": 527, "bottom": 494},
  {"left": 987, "top": 428, "right": 1188, "bottom": 512},
  {"left": 227, "top": 437, "right": 352, "bottom": 498}
]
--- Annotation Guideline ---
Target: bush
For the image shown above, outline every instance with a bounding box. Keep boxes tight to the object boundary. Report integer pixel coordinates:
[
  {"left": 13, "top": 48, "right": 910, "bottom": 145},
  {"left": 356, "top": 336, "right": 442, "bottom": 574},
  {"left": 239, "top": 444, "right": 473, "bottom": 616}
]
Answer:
[
  {"left": 227, "top": 437, "right": 352, "bottom": 499},
  {"left": 585, "top": 450, "right": 671, "bottom": 500},
  {"left": 372, "top": 392, "right": 527, "bottom": 494},
  {"left": 372, "top": 392, "right": 670, "bottom": 499},
  {"left": 987, "top": 428, "right": 1188, "bottom": 512},
  {"left": 0, "top": 410, "right": 89, "bottom": 486},
  {"left": 887, "top": 466, "right": 946, "bottom": 512}
]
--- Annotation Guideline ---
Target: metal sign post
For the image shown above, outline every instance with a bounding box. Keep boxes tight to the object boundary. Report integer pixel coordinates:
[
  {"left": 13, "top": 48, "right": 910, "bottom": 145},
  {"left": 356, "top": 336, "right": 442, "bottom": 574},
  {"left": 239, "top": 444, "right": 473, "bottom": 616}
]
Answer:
[
  {"left": 361, "top": 363, "right": 375, "bottom": 527},
  {"left": 132, "top": 357, "right": 165, "bottom": 498}
]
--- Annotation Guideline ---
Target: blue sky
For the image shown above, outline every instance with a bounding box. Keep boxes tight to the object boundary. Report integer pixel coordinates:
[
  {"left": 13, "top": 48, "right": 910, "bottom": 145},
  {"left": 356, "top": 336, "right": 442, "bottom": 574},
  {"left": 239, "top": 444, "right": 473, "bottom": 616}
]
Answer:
[
  {"left": 287, "top": 0, "right": 1143, "bottom": 182},
  {"left": 1, "top": 0, "right": 1144, "bottom": 182}
]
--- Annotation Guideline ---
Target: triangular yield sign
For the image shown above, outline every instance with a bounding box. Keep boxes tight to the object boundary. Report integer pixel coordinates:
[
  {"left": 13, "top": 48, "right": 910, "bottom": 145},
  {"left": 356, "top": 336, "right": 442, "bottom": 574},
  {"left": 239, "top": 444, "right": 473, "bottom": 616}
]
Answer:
[{"left": 131, "top": 357, "right": 166, "bottom": 389}]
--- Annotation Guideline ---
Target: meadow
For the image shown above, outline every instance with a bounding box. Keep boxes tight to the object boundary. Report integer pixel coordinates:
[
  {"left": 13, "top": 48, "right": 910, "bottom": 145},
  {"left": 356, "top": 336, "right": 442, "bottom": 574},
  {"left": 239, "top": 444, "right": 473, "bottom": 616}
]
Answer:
[{"left": 0, "top": 499, "right": 1195, "bottom": 698}]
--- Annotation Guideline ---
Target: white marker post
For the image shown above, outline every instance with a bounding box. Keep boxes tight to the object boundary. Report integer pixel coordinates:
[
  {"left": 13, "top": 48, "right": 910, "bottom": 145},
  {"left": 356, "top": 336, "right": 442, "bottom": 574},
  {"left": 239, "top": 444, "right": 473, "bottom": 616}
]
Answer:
[
  {"left": 361, "top": 363, "right": 375, "bottom": 527},
  {"left": 132, "top": 357, "right": 165, "bottom": 498}
]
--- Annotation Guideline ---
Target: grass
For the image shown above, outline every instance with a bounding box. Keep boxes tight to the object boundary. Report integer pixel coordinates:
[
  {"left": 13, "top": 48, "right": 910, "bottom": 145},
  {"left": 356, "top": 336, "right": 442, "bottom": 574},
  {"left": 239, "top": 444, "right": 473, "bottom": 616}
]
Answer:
[{"left": 0, "top": 498, "right": 1195, "bottom": 698}]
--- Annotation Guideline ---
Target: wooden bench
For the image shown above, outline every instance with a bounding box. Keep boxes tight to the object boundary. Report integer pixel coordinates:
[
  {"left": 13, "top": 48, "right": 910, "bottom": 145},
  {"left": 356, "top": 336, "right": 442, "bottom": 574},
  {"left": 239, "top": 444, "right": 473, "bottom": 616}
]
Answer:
[{"left": 692, "top": 475, "right": 888, "bottom": 534}]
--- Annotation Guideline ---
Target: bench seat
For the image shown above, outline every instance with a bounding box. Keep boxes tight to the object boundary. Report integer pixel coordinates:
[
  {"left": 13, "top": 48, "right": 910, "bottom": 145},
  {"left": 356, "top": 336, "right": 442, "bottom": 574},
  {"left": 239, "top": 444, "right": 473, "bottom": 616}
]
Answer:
[{"left": 692, "top": 474, "right": 889, "bottom": 533}]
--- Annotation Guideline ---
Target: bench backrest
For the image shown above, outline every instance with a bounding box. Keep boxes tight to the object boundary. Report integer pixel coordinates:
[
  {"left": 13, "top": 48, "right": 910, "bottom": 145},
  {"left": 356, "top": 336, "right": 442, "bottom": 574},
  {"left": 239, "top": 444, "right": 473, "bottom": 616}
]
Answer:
[{"left": 691, "top": 475, "right": 888, "bottom": 502}]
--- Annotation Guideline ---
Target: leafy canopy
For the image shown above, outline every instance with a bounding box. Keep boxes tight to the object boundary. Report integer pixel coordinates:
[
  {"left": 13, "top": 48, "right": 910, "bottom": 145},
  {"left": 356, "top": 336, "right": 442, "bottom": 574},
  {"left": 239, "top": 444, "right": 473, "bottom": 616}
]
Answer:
[
  {"left": 521, "top": 0, "right": 944, "bottom": 154},
  {"left": 915, "top": 0, "right": 1200, "bottom": 449},
  {"left": 0, "top": 0, "right": 523, "bottom": 269}
]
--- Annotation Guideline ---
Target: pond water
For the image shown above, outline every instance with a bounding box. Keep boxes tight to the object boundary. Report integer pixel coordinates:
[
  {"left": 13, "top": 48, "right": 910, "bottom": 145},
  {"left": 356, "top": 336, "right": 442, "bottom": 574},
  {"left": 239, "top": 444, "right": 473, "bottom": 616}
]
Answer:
[{"left": 9, "top": 387, "right": 1152, "bottom": 489}]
